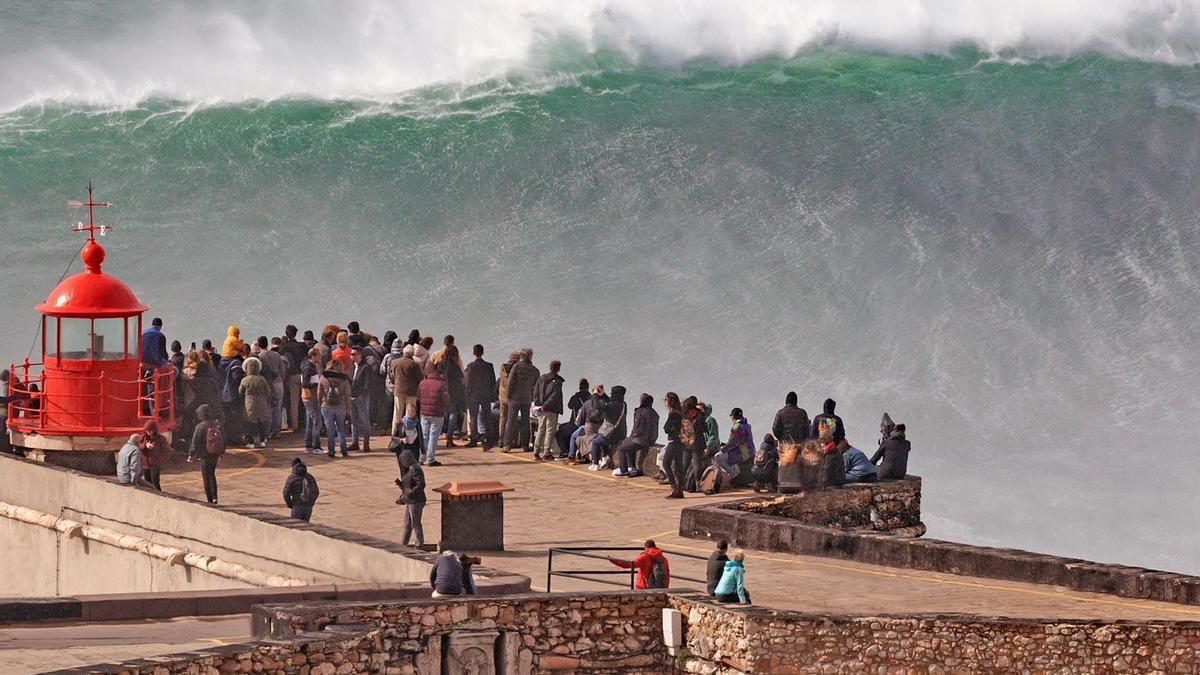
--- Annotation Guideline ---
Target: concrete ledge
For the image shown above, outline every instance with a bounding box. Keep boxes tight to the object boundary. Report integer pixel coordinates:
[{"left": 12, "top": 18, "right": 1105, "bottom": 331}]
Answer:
[
  {"left": 680, "top": 498, "right": 1200, "bottom": 607},
  {"left": 0, "top": 597, "right": 81, "bottom": 623}
]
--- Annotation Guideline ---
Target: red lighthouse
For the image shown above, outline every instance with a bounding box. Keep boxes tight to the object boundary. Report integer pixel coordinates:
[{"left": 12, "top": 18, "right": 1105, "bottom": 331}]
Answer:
[{"left": 7, "top": 186, "right": 174, "bottom": 473}]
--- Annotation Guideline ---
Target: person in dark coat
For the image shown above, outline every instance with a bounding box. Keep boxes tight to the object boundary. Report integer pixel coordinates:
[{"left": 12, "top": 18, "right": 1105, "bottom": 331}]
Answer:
[
  {"left": 463, "top": 344, "right": 496, "bottom": 449},
  {"left": 397, "top": 450, "right": 426, "bottom": 547},
  {"left": 442, "top": 344, "right": 467, "bottom": 448},
  {"left": 283, "top": 458, "right": 319, "bottom": 521},
  {"left": 501, "top": 349, "right": 539, "bottom": 452},
  {"left": 871, "top": 423, "right": 911, "bottom": 479},
  {"left": 188, "top": 404, "right": 223, "bottom": 503},
  {"left": 706, "top": 539, "right": 729, "bottom": 595},
  {"left": 772, "top": 392, "right": 810, "bottom": 443},
  {"left": 532, "top": 360, "right": 565, "bottom": 461},
  {"left": 348, "top": 347, "right": 373, "bottom": 452},
  {"left": 589, "top": 385, "right": 627, "bottom": 470},
  {"left": 660, "top": 392, "right": 686, "bottom": 498},
  {"left": 613, "top": 393, "right": 658, "bottom": 477},
  {"left": 811, "top": 397, "right": 846, "bottom": 443}
]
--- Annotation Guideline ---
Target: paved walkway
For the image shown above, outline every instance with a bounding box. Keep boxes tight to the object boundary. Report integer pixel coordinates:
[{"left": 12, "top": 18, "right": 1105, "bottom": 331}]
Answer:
[
  {"left": 156, "top": 431, "right": 1200, "bottom": 622},
  {"left": 0, "top": 614, "right": 248, "bottom": 674}
]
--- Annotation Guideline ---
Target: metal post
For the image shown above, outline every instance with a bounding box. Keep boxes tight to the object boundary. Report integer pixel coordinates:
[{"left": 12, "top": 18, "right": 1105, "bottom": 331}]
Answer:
[{"left": 546, "top": 549, "right": 553, "bottom": 593}]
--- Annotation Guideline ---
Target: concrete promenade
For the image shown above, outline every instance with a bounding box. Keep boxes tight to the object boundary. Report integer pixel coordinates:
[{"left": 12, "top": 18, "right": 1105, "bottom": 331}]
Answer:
[{"left": 156, "top": 431, "right": 1200, "bottom": 622}]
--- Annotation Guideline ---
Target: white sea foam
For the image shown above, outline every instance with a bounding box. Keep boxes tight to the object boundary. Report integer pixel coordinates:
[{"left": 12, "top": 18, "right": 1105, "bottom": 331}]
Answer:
[{"left": 2, "top": 0, "right": 1200, "bottom": 111}]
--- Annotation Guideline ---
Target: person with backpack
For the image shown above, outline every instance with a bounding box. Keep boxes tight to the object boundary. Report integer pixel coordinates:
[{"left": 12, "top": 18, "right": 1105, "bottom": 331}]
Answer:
[
  {"left": 188, "top": 403, "right": 225, "bottom": 504},
  {"left": 871, "top": 423, "right": 911, "bottom": 480},
  {"left": 811, "top": 398, "right": 846, "bottom": 444},
  {"left": 751, "top": 433, "right": 780, "bottom": 493},
  {"left": 239, "top": 356, "right": 273, "bottom": 449},
  {"left": 396, "top": 450, "right": 426, "bottom": 547},
  {"left": 713, "top": 549, "right": 752, "bottom": 604},
  {"left": 608, "top": 540, "right": 670, "bottom": 589},
  {"left": 715, "top": 408, "right": 755, "bottom": 483},
  {"left": 283, "top": 457, "right": 319, "bottom": 521},
  {"left": 680, "top": 397, "right": 706, "bottom": 492},
  {"left": 612, "top": 393, "right": 659, "bottom": 477},
  {"left": 660, "top": 392, "right": 686, "bottom": 498},
  {"left": 318, "top": 360, "right": 351, "bottom": 458}
]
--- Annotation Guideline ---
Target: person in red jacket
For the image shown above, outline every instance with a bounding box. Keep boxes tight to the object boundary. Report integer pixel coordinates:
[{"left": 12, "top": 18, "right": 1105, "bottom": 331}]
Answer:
[
  {"left": 416, "top": 365, "right": 450, "bottom": 466},
  {"left": 609, "top": 540, "right": 671, "bottom": 589}
]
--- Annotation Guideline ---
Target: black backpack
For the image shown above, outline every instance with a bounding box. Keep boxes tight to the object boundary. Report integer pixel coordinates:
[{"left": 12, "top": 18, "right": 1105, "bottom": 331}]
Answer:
[
  {"left": 321, "top": 378, "right": 343, "bottom": 407},
  {"left": 647, "top": 558, "right": 668, "bottom": 589}
]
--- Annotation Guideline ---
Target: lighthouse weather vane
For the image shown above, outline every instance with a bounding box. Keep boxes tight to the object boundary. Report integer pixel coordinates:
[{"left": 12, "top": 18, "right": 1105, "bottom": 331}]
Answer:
[{"left": 67, "top": 182, "right": 113, "bottom": 242}]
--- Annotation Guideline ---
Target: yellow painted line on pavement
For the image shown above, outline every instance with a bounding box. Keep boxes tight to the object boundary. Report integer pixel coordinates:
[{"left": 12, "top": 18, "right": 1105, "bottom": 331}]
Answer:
[
  {"left": 653, "top": 538, "right": 1200, "bottom": 617},
  {"left": 160, "top": 449, "right": 267, "bottom": 489}
]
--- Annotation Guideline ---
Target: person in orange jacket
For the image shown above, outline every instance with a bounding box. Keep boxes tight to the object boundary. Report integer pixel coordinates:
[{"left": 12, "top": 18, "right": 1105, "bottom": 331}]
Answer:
[{"left": 609, "top": 540, "right": 671, "bottom": 589}]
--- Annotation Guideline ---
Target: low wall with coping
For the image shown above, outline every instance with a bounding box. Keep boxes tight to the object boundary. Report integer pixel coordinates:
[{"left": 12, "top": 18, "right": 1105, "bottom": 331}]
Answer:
[
  {"left": 0, "top": 454, "right": 528, "bottom": 605},
  {"left": 680, "top": 489, "right": 1200, "bottom": 607},
  {"left": 669, "top": 595, "right": 1200, "bottom": 673},
  {"left": 63, "top": 592, "right": 1200, "bottom": 674}
]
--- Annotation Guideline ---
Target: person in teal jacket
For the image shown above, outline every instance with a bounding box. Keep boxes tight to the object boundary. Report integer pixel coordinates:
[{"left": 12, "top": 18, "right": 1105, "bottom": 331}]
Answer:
[{"left": 713, "top": 549, "right": 752, "bottom": 604}]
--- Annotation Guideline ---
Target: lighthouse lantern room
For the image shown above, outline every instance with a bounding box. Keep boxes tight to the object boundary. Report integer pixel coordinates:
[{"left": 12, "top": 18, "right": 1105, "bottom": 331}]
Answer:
[{"left": 7, "top": 186, "right": 174, "bottom": 473}]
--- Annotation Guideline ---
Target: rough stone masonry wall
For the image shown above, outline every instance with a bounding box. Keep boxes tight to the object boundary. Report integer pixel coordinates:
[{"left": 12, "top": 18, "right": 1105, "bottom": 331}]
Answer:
[
  {"left": 65, "top": 591, "right": 672, "bottom": 674},
  {"left": 735, "top": 477, "right": 923, "bottom": 534},
  {"left": 668, "top": 595, "right": 1200, "bottom": 674}
]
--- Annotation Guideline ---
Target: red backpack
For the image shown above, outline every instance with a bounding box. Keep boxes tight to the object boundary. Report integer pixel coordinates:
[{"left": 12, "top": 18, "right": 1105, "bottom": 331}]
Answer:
[{"left": 206, "top": 422, "right": 226, "bottom": 457}]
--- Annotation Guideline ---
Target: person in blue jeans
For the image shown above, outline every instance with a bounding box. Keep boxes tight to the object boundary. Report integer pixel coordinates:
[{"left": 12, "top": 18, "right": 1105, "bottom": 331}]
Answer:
[
  {"left": 348, "top": 347, "right": 372, "bottom": 452},
  {"left": 300, "top": 347, "right": 324, "bottom": 453},
  {"left": 318, "top": 361, "right": 350, "bottom": 458}
]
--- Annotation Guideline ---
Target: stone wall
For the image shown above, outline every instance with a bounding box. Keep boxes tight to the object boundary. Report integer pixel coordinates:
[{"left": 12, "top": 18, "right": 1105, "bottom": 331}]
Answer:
[
  {"left": 680, "top": 492, "right": 1200, "bottom": 607},
  {"left": 669, "top": 594, "right": 1200, "bottom": 674},
  {"left": 64, "top": 592, "right": 671, "bottom": 674},
  {"left": 733, "top": 477, "right": 923, "bottom": 535}
]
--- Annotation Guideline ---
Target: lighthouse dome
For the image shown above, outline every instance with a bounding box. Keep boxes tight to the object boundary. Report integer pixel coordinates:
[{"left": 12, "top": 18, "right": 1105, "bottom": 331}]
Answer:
[{"left": 35, "top": 241, "right": 148, "bottom": 318}]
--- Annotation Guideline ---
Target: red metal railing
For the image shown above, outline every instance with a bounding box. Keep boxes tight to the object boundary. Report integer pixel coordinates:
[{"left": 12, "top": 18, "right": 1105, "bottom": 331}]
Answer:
[{"left": 5, "top": 359, "right": 175, "bottom": 435}]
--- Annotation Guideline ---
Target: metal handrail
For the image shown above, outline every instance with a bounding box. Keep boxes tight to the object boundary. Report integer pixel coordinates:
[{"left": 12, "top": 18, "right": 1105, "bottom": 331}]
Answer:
[
  {"left": 6, "top": 360, "right": 174, "bottom": 434},
  {"left": 546, "top": 546, "right": 711, "bottom": 592}
]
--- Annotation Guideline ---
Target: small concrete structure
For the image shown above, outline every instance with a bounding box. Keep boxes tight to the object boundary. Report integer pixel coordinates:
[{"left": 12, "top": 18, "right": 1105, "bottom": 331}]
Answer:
[{"left": 432, "top": 480, "right": 513, "bottom": 552}]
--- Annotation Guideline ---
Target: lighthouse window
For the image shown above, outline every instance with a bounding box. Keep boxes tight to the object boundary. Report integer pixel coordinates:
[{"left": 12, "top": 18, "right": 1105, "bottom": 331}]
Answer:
[
  {"left": 92, "top": 318, "right": 127, "bottom": 360},
  {"left": 52, "top": 318, "right": 92, "bottom": 360}
]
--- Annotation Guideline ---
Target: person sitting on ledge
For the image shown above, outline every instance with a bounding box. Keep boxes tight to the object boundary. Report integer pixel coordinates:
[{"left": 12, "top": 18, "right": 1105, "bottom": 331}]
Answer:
[
  {"left": 430, "top": 550, "right": 464, "bottom": 597},
  {"left": 871, "top": 423, "right": 911, "bottom": 480},
  {"left": 705, "top": 539, "right": 729, "bottom": 596},
  {"left": 842, "top": 439, "right": 878, "bottom": 483},
  {"left": 714, "top": 549, "right": 752, "bottom": 604},
  {"left": 609, "top": 540, "right": 671, "bottom": 589},
  {"left": 751, "top": 434, "right": 780, "bottom": 493}
]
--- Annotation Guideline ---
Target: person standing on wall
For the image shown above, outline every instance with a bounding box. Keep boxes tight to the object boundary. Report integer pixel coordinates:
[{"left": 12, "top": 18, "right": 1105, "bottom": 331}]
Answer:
[{"left": 284, "top": 457, "right": 319, "bottom": 521}]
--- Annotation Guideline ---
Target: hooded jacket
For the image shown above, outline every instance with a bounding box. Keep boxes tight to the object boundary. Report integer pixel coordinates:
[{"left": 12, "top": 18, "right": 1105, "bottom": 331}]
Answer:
[
  {"left": 505, "top": 360, "right": 540, "bottom": 403},
  {"left": 724, "top": 416, "right": 755, "bottom": 463},
  {"left": 186, "top": 359, "right": 222, "bottom": 412},
  {"left": 417, "top": 371, "right": 450, "bottom": 417},
  {"left": 189, "top": 404, "right": 222, "bottom": 458},
  {"left": 702, "top": 403, "right": 720, "bottom": 454},
  {"left": 139, "top": 420, "right": 169, "bottom": 470},
  {"left": 772, "top": 403, "right": 810, "bottom": 443},
  {"left": 811, "top": 398, "right": 846, "bottom": 443},
  {"left": 611, "top": 547, "right": 670, "bottom": 590},
  {"left": 871, "top": 431, "right": 911, "bottom": 480},
  {"left": 533, "top": 372, "right": 565, "bottom": 414},
  {"left": 381, "top": 341, "right": 404, "bottom": 394},
  {"left": 220, "top": 326, "right": 245, "bottom": 359},
  {"left": 600, "top": 386, "right": 628, "bottom": 443},
  {"left": 283, "top": 461, "right": 319, "bottom": 507},
  {"left": 713, "top": 560, "right": 748, "bottom": 603},
  {"left": 239, "top": 357, "right": 272, "bottom": 423},
  {"left": 629, "top": 400, "right": 660, "bottom": 446}
]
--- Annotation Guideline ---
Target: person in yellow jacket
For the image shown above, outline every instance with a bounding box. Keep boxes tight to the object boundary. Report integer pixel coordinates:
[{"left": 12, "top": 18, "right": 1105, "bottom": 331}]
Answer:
[{"left": 221, "top": 325, "right": 245, "bottom": 359}]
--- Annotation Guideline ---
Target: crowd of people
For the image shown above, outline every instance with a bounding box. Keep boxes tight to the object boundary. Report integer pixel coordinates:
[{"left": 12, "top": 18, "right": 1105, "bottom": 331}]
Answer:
[{"left": 123, "top": 319, "right": 913, "bottom": 510}]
